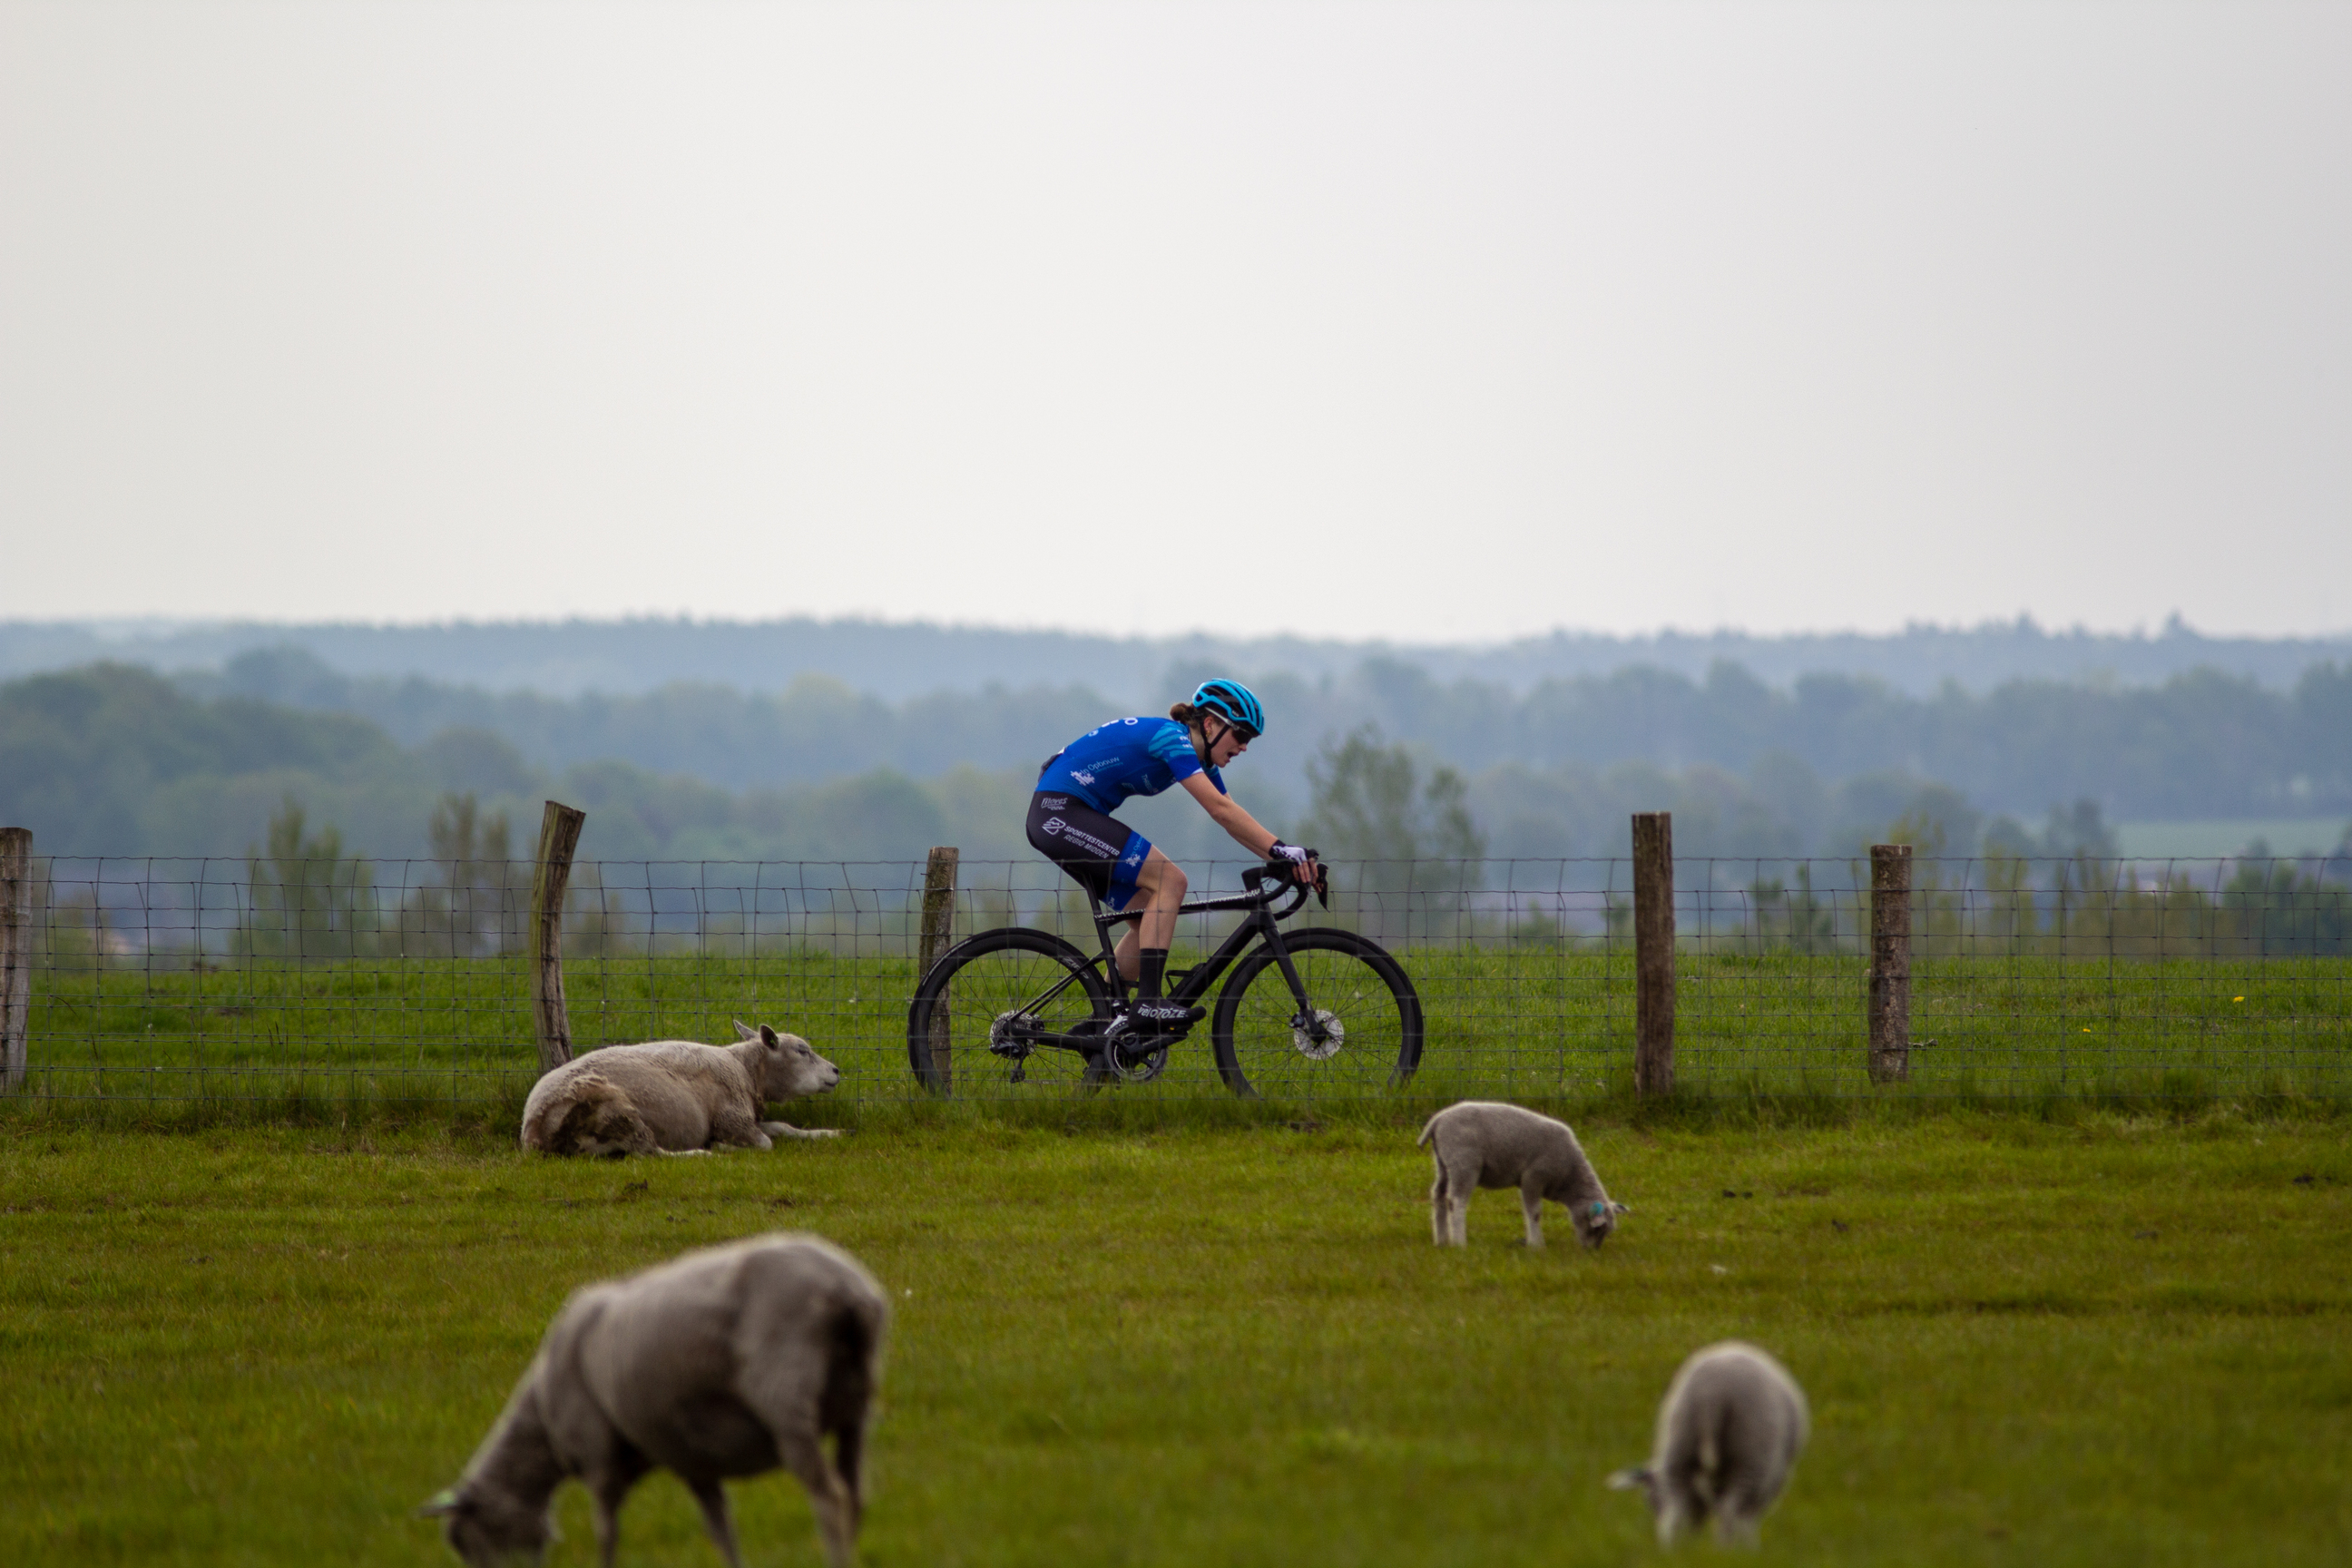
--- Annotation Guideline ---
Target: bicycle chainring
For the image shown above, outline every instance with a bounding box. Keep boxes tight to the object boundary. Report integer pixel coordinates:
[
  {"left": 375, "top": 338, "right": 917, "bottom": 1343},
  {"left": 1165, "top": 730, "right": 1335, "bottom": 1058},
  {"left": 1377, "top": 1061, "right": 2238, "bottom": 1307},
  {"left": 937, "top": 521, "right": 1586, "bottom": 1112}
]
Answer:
[
  {"left": 1291, "top": 1009, "right": 1344, "bottom": 1060},
  {"left": 1102, "top": 1034, "right": 1170, "bottom": 1084}
]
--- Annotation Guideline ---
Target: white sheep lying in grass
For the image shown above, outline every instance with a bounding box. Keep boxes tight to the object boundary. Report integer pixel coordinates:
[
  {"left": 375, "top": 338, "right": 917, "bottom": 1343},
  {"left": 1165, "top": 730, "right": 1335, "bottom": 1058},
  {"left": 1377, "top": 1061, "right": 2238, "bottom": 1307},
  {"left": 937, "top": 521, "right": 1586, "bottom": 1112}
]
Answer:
[
  {"left": 1417, "top": 1100, "right": 1629, "bottom": 1249},
  {"left": 521, "top": 1021, "right": 842, "bottom": 1157},
  {"left": 1608, "top": 1341, "right": 1809, "bottom": 1548},
  {"left": 420, "top": 1232, "right": 888, "bottom": 1568}
]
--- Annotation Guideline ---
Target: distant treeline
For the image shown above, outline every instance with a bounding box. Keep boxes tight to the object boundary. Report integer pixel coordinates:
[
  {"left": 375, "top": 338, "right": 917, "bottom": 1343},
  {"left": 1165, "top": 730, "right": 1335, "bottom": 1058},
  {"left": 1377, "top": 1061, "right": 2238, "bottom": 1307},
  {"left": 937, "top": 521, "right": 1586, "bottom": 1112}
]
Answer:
[
  {"left": 0, "top": 664, "right": 1029, "bottom": 863},
  {"left": 181, "top": 643, "right": 2352, "bottom": 822},
  {"left": 12, "top": 662, "right": 2348, "bottom": 872}
]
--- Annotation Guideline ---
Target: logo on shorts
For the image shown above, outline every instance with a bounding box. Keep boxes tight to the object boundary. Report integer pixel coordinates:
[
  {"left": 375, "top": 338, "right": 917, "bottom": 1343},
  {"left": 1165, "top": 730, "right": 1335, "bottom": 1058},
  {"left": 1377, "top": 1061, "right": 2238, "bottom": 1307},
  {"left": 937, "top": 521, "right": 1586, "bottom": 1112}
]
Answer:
[
  {"left": 1040, "top": 796, "right": 1068, "bottom": 809},
  {"left": 1122, "top": 850, "right": 1142, "bottom": 867},
  {"left": 1043, "top": 817, "right": 1065, "bottom": 836}
]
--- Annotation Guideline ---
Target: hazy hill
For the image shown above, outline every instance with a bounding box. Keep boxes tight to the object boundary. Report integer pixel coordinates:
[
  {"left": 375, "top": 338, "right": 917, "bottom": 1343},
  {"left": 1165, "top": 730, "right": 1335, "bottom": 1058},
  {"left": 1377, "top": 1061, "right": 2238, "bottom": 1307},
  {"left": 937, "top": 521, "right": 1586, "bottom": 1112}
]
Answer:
[
  {"left": 6, "top": 658, "right": 2350, "bottom": 867},
  {"left": 5, "top": 614, "right": 2348, "bottom": 701},
  {"left": 168, "top": 644, "right": 2352, "bottom": 824}
]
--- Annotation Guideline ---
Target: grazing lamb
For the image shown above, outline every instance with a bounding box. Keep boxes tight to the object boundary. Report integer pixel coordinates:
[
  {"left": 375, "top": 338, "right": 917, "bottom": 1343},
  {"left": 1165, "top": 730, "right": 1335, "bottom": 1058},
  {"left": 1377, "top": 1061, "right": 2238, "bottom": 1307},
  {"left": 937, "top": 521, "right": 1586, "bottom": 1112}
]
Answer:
[
  {"left": 420, "top": 1232, "right": 888, "bottom": 1568},
  {"left": 521, "top": 1021, "right": 842, "bottom": 1157},
  {"left": 1608, "top": 1341, "right": 1809, "bottom": 1548},
  {"left": 1417, "top": 1100, "right": 1629, "bottom": 1249}
]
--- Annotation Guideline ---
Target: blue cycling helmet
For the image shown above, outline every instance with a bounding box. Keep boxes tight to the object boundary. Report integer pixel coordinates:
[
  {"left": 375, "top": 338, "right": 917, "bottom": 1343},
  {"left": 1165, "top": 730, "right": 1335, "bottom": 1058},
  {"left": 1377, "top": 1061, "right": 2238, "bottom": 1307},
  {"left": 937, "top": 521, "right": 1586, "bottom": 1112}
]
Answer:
[{"left": 1191, "top": 678, "right": 1266, "bottom": 740}]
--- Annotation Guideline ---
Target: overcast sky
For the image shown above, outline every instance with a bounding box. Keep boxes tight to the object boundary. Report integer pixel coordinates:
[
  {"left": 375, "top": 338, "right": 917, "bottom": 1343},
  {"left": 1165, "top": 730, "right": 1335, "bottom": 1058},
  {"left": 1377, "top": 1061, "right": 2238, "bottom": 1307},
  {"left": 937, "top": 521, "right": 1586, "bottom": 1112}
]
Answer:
[{"left": 3, "top": 1, "right": 2346, "bottom": 642}]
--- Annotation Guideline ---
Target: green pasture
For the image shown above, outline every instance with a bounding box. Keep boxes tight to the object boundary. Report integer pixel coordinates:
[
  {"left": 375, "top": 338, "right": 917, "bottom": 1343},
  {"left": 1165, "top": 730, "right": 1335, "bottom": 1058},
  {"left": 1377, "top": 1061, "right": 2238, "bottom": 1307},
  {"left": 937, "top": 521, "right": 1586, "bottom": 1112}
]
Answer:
[
  {"left": 15, "top": 948, "right": 2352, "bottom": 1109},
  {"left": 3, "top": 1111, "right": 2348, "bottom": 1566}
]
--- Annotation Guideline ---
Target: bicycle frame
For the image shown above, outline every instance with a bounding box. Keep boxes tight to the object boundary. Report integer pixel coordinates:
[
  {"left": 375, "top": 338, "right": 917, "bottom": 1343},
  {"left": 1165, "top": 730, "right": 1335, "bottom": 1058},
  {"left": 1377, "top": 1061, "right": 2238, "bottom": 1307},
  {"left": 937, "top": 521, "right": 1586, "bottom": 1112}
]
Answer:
[{"left": 1002, "top": 867, "right": 1324, "bottom": 1055}]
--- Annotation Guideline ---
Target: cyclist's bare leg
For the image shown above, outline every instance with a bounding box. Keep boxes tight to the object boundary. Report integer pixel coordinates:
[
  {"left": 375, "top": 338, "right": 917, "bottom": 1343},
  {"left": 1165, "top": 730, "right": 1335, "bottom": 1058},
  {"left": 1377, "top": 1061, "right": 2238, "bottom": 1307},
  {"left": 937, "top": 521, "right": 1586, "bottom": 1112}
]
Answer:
[{"left": 1112, "top": 850, "right": 1187, "bottom": 982}]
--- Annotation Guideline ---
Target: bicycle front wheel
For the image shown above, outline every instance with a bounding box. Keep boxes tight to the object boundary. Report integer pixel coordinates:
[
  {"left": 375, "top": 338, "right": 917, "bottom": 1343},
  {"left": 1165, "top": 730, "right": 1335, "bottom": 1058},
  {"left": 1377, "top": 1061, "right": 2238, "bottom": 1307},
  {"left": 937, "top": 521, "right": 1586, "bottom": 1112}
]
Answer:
[
  {"left": 907, "top": 926, "right": 1110, "bottom": 1095},
  {"left": 1210, "top": 927, "right": 1424, "bottom": 1099}
]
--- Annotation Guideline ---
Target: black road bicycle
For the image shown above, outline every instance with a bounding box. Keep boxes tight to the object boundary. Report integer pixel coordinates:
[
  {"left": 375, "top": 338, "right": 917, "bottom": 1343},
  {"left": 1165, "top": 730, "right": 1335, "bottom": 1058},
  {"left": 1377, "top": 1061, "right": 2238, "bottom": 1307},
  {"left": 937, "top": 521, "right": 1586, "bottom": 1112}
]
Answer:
[{"left": 906, "top": 858, "right": 1424, "bottom": 1098}]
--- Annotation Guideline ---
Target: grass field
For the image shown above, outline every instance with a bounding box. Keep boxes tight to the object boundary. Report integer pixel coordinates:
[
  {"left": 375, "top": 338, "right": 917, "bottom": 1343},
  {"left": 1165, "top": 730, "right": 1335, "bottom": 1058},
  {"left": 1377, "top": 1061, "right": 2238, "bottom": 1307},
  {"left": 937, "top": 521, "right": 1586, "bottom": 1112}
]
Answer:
[
  {"left": 17, "top": 948, "right": 2352, "bottom": 1108},
  {"left": 4, "top": 1107, "right": 2349, "bottom": 1565}
]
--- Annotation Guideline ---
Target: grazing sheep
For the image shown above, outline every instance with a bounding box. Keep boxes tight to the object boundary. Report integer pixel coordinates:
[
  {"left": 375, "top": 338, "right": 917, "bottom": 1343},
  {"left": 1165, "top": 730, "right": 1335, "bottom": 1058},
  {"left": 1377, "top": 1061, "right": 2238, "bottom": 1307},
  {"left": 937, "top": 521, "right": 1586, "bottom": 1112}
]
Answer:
[
  {"left": 1417, "top": 1100, "right": 1629, "bottom": 1249},
  {"left": 521, "top": 1021, "right": 842, "bottom": 1158},
  {"left": 419, "top": 1232, "right": 888, "bottom": 1568},
  {"left": 1608, "top": 1341, "right": 1809, "bottom": 1548}
]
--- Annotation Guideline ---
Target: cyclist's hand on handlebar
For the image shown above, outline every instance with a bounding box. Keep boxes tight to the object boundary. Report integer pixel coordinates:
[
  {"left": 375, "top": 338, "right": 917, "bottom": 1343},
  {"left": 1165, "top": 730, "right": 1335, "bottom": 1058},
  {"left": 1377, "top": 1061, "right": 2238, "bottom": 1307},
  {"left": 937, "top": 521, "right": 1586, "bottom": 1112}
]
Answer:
[{"left": 1268, "top": 839, "right": 1324, "bottom": 892}]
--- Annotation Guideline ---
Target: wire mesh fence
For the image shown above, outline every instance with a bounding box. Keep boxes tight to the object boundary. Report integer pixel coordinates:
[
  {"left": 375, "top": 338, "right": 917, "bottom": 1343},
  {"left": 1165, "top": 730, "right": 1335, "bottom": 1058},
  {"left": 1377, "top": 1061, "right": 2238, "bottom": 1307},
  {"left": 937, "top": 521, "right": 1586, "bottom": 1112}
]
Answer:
[{"left": 6, "top": 852, "right": 2349, "bottom": 1107}]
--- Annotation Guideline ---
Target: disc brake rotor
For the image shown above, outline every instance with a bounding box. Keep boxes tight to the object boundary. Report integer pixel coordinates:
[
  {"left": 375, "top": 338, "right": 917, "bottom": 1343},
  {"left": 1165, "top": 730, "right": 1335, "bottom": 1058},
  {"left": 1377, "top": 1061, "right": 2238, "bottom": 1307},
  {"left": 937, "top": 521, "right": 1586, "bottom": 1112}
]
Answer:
[{"left": 1292, "top": 1009, "right": 1344, "bottom": 1060}]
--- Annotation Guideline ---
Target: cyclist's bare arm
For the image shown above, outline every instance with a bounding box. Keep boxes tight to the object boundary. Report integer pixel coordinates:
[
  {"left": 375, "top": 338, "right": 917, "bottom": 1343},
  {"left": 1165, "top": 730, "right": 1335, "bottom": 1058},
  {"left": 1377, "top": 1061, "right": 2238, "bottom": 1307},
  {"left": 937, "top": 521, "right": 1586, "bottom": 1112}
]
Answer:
[
  {"left": 1179, "top": 774, "right": 1316, "bottom": 882},
  {"left": 1179, "top": 772, "right": 1276, "bottom": 853}
]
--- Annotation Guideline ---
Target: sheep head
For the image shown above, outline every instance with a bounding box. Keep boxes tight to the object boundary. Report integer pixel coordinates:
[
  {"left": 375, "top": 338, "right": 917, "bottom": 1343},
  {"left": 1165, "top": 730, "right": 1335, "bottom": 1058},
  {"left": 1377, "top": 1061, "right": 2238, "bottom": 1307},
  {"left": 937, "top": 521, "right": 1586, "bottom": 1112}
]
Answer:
[
  {"left": 1573, "top": 1198, "right": 1631, "bottom": 1250},
  {"left": 745, "top": 1023, "right": 841, "bottom": 1102},
  {"left": 418, "top": 1485, "right": 549, "bottom": 1566},
  {"left": 1607, "top": 1465, "right": 1686, "bottom": 1539}
]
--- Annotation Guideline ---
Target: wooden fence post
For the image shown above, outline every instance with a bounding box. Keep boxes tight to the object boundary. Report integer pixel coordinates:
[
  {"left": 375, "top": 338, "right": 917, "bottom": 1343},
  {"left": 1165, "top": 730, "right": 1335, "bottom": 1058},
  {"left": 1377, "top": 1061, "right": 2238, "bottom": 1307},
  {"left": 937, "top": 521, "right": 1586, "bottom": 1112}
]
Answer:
[
  {"left": 1, "top": 828, "right": 30, "bottom": 1093},
  {"left": 530, "top": 800, "right": 588, "bottom": 1074},
  {"left": 916, "top": 848, "right": 959, "bottom": 1093},
  {"left": 1632, "top": 812, "right": 1675, "bottom": 1096},
  {"left": 1868, "top": 843, "right": 1913, "bottom": 1084}
]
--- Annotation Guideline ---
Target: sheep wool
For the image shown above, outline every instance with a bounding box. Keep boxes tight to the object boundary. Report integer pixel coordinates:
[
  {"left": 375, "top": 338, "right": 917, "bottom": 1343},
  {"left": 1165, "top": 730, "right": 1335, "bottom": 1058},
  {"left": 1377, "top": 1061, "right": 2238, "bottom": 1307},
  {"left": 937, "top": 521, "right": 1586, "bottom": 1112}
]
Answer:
[
  {"left": 421, "top": 1232, "right": 888, "bottom": 1568},
  {"left": 1609, "top": 1341, "right": 1810, "bottom": 1548},
  {"left": 1417, "top": 1100, "right": 1628, "bottom": 1249},
  {"left": 521, "top": 1021, "right": 841, "bottom": 1156}
]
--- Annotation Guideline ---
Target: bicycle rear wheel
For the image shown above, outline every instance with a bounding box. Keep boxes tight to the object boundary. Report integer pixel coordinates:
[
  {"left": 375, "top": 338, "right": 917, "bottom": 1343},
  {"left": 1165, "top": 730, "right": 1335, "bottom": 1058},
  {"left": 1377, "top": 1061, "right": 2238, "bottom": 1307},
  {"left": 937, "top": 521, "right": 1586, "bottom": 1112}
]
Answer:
[
  {"left": 1210, "top": 927, "right": 1424, "bottom": 1099},
  {"left": 907, "top": 926, "right": 1111, "bottom": 1095}
]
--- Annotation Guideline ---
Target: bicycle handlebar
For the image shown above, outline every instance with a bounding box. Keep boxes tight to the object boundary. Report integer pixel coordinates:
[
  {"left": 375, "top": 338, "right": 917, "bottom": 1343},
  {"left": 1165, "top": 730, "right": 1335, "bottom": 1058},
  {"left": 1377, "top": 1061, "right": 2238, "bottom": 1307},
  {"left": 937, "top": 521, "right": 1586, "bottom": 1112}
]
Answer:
[
  {"left": 1245, "top": 850, "right": 1329, "bottom": 912},
  {"left": 1107, "top": 852, "right": 1328, "bottom": 925}
]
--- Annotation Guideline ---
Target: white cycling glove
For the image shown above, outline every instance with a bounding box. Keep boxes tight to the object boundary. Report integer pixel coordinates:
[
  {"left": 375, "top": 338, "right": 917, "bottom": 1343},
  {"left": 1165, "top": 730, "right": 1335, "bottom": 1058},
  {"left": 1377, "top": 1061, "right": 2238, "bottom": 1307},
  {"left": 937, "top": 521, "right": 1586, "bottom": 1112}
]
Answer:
[{"left": 1268, "top": 840, "right": 1312, "bottom": 865}]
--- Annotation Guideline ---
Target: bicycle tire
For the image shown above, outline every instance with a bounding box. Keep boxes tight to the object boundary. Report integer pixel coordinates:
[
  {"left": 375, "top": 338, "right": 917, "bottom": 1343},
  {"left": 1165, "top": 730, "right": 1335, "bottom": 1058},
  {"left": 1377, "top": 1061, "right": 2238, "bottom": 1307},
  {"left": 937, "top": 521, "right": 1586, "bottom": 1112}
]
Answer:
[
  {"left": 907, "top": 926, "right": 1111, "bottom": 1095},
  {"left": 1210, "top": 927, "right": 1424, "bottom": 1099}
]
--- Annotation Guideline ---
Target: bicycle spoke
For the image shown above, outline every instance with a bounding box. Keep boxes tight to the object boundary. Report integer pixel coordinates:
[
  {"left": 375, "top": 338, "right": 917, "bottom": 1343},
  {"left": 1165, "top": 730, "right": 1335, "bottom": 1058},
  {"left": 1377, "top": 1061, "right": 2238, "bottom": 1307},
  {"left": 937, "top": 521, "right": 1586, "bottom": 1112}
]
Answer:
[
  {"left": 910, "top": 929, "right": 1109, "bottom": 1094},
  {"left": 1214, "top": 930, "right": 1421, "bottom": 1099}
]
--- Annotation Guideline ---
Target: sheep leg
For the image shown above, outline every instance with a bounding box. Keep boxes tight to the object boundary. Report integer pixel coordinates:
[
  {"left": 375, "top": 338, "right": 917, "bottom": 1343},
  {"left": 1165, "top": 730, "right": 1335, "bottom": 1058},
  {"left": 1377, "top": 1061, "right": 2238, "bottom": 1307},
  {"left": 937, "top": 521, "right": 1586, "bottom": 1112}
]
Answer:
[
  {"left": 687, "top": 1477, "right": 744, "bottom": 1568},
  {"left": 830, "top": 1409, "right": 867, "bottom": 1529},
  {"left": 736, "top": 1348, "right": 862, "bottom": 1567},
  {"left": 707, "top": 1109, "right": 776, "bottom": 1152},
  {"left": 590, "top": 1480, "right": 631, "bottom": 1568},
  {"left": 760, "top": 1121, "right": 845, "bottom": 1140},
  {"left": 1436, "top": 1152, "right": 1476, "bottom": 1245},
  {"left": 1519, "top": 1182, "right": 1546, "bottom": 1249},
  {"left": 778, "top": 1432, "right": 859, "bottom": 1568}
]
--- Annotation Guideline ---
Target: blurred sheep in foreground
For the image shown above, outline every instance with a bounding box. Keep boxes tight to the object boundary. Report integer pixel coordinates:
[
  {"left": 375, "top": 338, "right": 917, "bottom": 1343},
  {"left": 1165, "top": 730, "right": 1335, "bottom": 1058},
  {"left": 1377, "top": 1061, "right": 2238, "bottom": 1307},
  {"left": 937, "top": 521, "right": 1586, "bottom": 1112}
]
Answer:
[
  {"left": 1609, "top": 1341, "right": 1809, "bottom": 1548},
  {"left": 420, "top": 1232, "right": 887, "bottom": 1568}
]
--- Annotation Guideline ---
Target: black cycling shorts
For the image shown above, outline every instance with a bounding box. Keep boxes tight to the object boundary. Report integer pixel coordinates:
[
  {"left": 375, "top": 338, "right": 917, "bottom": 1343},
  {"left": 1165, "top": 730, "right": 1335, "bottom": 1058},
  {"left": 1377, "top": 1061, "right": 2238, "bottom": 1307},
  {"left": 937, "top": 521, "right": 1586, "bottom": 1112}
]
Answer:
[{"left": 1027, "top": 791, "right": 1153, "bottom": 910}]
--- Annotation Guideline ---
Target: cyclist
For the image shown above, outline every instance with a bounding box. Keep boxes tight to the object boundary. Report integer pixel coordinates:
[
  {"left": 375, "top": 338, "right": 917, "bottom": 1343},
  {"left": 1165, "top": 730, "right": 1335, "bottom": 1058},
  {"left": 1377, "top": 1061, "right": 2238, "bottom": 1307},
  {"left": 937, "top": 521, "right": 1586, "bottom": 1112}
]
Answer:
[{"left": 1030, "top": 678, "right": 1318, "bottom": 1055}]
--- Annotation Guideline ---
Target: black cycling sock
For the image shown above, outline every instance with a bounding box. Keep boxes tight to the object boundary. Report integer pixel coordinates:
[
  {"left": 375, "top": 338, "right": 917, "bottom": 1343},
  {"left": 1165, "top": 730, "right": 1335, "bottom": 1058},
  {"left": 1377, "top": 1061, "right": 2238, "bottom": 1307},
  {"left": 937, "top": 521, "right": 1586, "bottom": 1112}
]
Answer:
[{"left": 1138, "top": 948, "right": 1169, "bottom": 1002}]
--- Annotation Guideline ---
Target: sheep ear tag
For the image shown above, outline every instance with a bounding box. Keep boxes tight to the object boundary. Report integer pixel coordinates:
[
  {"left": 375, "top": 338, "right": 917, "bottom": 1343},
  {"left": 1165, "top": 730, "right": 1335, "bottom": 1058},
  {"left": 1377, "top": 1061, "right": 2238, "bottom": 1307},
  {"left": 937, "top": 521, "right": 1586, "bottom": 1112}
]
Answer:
[
  {"left": 760, "top": 1024, "right": 780, "bottom": 1047},
  {"left": 416, "top": 1488, "right": 464, "bottom": 1517},
  {"left": 1589, "top": 1200, "right": 1610, "bottom": 1220}
]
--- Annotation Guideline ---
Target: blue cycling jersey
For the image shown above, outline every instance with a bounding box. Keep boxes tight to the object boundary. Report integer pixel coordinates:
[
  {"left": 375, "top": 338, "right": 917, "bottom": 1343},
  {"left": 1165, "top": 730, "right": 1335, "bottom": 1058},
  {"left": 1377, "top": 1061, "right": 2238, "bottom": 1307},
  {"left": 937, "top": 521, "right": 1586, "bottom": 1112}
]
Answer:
[{"left": 1037, "top": 717, "right": 1227, "bottom": 812}]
